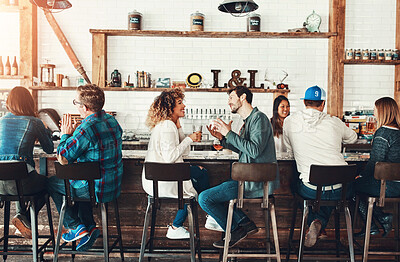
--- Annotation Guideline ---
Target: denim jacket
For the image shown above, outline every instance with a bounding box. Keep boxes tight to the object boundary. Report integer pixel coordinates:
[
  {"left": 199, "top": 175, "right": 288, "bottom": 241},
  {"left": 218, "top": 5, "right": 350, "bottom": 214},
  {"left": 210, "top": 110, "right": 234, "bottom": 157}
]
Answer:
[
  {"left": 221, "top": 107, "right": 279, "bottom": 198},
  {"left": 0, "top": 112, "right": 54, "bottom": 168}
]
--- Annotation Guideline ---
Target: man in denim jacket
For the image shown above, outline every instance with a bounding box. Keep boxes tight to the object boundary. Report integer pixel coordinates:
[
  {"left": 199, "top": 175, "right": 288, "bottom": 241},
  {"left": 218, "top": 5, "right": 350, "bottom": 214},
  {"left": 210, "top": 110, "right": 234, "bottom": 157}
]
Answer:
[{"left": 199, "top": 86, "right": 278, "bottom": 248}]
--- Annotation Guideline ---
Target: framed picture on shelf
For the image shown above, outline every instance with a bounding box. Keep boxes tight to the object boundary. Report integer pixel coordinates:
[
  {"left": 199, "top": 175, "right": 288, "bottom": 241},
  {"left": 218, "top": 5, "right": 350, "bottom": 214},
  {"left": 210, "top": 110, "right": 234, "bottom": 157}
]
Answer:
[{"left": 156, "top": 78, "right": 170, "bottom": 88}]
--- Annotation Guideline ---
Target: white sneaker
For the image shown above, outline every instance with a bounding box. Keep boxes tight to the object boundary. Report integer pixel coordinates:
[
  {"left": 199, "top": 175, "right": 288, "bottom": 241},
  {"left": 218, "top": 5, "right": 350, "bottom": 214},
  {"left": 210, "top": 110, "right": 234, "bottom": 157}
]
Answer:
[
  {"left": 166, "top": 225, "right": 190, "bottom": 239},
  {"left": 205, "top": 215, "right": 224, "bottom": 232}
]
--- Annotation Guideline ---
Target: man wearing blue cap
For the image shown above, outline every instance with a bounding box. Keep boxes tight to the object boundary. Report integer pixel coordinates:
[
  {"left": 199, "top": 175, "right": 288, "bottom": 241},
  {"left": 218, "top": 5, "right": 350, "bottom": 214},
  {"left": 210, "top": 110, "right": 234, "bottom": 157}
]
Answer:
[{"left": 282, "top": 85, "right": 357, "bottom": 247}]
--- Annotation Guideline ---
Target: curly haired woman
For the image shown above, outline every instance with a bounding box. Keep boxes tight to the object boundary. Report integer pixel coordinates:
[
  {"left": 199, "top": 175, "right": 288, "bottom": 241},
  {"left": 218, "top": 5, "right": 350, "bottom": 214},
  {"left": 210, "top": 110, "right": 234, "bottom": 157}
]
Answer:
[{"left": 142, "top": 89, "right": 210, "bottom": 239}]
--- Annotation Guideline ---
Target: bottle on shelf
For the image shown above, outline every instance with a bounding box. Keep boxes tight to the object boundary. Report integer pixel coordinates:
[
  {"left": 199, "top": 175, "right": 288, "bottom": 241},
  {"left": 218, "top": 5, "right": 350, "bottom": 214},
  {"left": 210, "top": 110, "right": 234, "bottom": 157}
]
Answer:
[
  {"left": 4, "top": 56, "right": 11, "bottom": 76},
  {"left": 0, "top": 56, "right": 3, "bottom": 76},
  {"left": 11, "top": 56, "right": 18, "bottom": 76}
]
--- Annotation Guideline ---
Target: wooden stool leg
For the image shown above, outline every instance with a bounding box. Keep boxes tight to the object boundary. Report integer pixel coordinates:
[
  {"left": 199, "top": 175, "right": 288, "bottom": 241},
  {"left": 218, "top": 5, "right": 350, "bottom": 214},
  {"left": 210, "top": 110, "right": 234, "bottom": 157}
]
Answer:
[
  {"left": 270, "top": 202, "right": 281, "bottom": 262},
  {"left": 30, "top": 201, "right": 38, "bottom": 262},
  {"left": 264, "top": 207, "right": 271, "bottom": 262},
  {"left": 192, "top": 201, "right": 202, "bottom": 262},
  {"left": 3, "top": 201, "right": 10, "bottom": 261},
  {"left": 222, "top": 200, "right": 235, "bottom": 262},
  {"left": 344, "top": 206, "right": 355, "bottom": 262},
  {"left": 113, "top": 199, "right": 124, "bottom": 261},
  {"left": 334, "top": 209, "right": 340, "bottom": 258},
  {"left": 53, "top": 197, "right": 67, "bottom": 262},
  {"left": 101, "top": 203, "right": 109, "bottom": 262},
  {"left": 139, "top": 196, "right": 152, "bottom": 262},
  {"left": 363, "top": 198, "right": 375, "bottom": 262},
  {"left": 298, "top": 201, "right": 309, "bottom": 262},
  {"left": 286, "top": 197, "right": 298, "bottom": 262},
  {"left": 187, "top": 204, "right": 195, "bottom": 262},
  {"left": 149, "top": 197, "right": 157, "bottom": 259},
  {"left": 45, "top": 195, "right": 55, "bottom": 250}
]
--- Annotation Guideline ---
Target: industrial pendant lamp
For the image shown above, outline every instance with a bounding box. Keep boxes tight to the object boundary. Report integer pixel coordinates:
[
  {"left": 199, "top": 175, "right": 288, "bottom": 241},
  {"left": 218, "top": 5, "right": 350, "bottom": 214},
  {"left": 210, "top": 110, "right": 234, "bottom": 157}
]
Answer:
[
  {"left": 218, "top": 0, "right": 258, "bottom": 17},
  {"left": 30, "top": 0, "right": 72, "bottom": 11}
]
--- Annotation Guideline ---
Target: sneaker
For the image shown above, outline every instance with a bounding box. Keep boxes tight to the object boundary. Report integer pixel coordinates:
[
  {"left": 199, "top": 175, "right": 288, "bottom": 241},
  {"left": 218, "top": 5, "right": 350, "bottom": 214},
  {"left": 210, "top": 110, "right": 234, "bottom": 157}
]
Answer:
[
  {"left": 318, "top": 229, "right": 328, "bottom": 240},
  {"left": 304, "top": 219, "right": 322, "bottom": 247},
  {"left": 205, "top": 215, "right": 224, "bottom": 232},
  {"left": 213, "top": 220, "right": 258, "bottom": 249},
  {"left": 77, "top": 225, "right": 100, "bottom": 251},
  {"left": 12, "top": 214, "right": 31, "bottom": 239},
  {"left": 166, "top": 225, "right": 190, "bottom": 239},
  {"left": 62, "top": 224, "right": 89, "bottom": 242}
]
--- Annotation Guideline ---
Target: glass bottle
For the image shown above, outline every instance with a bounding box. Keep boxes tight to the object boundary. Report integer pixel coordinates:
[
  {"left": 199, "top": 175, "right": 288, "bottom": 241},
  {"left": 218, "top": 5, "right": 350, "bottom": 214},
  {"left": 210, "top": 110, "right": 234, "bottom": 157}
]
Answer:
[
  {"left": 4, "top": 56, "right": 11, "bottom": 75},
  {"left": 0, "top": 56, "right": 3, "bottom": 76},
  {"left": 11, "top": 56, "right": 18, "bottom": 76}
]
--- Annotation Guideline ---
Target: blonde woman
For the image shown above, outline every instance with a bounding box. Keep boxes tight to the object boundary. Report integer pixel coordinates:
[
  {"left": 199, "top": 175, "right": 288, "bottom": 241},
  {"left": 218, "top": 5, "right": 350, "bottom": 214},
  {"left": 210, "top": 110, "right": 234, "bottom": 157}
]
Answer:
[
  {"left": 355, "top": 97, "right": 400, "bottom": 237},
  {"left": 142, "top": 89, "right": 210, "bottom": 239}
]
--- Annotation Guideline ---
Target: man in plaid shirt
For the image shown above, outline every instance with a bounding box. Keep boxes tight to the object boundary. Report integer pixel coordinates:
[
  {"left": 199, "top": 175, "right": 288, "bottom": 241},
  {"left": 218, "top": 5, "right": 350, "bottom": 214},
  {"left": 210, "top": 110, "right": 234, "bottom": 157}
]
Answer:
[{"left": 47, "top": 84, "right": 123, "bottom": 251}]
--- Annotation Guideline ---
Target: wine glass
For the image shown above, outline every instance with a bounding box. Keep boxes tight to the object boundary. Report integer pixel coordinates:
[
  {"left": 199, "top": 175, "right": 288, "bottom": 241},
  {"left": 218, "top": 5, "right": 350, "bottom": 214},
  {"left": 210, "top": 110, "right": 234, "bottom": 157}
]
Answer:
[{"left": 213, "top": 139, "right": 223, "bottom": 155}]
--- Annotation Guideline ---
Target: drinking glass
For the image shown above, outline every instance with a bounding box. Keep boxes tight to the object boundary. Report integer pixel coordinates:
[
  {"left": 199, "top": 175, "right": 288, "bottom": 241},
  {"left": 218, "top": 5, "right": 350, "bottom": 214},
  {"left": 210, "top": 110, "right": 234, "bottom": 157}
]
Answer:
[
  {"left": 366, "top": 116, "right": 377, "bottom": 134},
  {"left": 193, "top": 124, "right": 203, "bottom": 142},
  {"left": 213, "top": 139, "right": 223, "bottom": 155}
]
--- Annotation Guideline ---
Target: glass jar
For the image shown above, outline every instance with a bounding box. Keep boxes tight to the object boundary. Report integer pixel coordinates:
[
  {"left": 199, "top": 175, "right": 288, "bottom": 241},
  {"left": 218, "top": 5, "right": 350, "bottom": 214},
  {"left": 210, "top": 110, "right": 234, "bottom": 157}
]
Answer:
[
  {"left": 378, "top": 49, "right": 385, "bottom": 60},
  {"left": 370, "top": 49, "right": 377, "bottom": 60},
  {"left": 354, "top": 49, "right": 361, "bottom": 60},
  {"left": 190, "top": 11, "right": 204, "bottom": 31},
  {"left": 345, "top": 49, "right": 354, "bottom": 60},
  {"left": 362, "top": 49, "right": 370, "bottom": 60},
  {"left": 128, "top": 10, "right": 142, "bottom": 30},
  {"left": 393, "top": 49, "right": 399, "bottom": 61},
  {"left": 247, "top": 13, "right": 261, "bottom": 32},
  {"left": 385, "top": 49, "right": 393, "bottom": 61}
]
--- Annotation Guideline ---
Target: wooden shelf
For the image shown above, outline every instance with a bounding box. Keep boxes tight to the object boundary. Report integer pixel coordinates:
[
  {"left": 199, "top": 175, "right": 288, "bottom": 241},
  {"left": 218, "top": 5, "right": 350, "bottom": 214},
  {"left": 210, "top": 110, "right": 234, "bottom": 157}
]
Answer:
[
  {"left": 0, "top": 5, "right": 20, "bottom": 12},
  {"left": 89, "top": 29, "right": 337, "bottom": 39},
  {"left": 0, "top": 75, "right": 27, "bottom": 79},
  {"left": 342, "top": 59, "right": 400, "bottom": 65},
  {"left": 30, "top": 86, "right": 290, "bottom": 93}
]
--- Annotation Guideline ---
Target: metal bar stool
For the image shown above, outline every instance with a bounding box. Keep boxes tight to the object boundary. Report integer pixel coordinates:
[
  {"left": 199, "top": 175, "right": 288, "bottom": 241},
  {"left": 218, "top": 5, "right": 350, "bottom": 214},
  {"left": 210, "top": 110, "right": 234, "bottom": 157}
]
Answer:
[
  {"left": 139, "top": 162, "right": 201, "bottom": 262},
  {"left": 361, "top": 162, "right": 400, "bottom": 262},
  {"left": 52, "top": 162, "right": 124, "bottom": 262},
  {"left": 0, "top": 161, "right": 55, "bottom": 262},
  {"left": 286, "top": 164, "right": 357, "bottom": 262},
  {"left": 222, "top": 162, "right": 281, "bottom": 262}
]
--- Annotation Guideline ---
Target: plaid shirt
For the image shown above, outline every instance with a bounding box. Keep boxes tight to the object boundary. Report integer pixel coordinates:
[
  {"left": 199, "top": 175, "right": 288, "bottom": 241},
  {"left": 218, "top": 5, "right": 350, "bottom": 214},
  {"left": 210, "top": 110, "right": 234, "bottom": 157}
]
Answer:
[{"left": 57, "top": 110, "right": 123, "bottom": 203}]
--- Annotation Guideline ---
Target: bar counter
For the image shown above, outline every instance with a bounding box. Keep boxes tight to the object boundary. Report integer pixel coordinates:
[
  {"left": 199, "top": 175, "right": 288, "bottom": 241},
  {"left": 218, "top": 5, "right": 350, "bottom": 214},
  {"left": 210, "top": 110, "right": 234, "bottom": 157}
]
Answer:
[{"left": 28, "top": 148, "right": 392, "bottom": 259}]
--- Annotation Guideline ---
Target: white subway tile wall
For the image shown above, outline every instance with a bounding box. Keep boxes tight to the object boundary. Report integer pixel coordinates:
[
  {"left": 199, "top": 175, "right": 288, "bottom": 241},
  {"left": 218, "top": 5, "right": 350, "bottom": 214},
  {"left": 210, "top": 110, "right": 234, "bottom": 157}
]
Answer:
[{"left": 2, "top": 0, "right": 397, "bottom": 131}]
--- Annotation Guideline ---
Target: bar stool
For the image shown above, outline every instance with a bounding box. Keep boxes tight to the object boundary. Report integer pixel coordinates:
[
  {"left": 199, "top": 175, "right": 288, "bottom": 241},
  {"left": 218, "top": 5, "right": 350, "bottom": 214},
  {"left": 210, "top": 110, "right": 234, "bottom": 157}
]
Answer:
[
  {"left": 139, "top": 162, "right": 201, "bottom": 262},
  {"left": 52, "top": 162, "right": 124, "bottom": 262},
  {"left": 222, "top": 162, "right": 281, "bottom": 262},
  {"left": 286, "top": 164, "right": 357, "bottom": 262},
  {"left": 361, "top": 162, "right": 400, "bottom": 262},
  {"left": 0, "top": 161, "right": 55, "bottom": 262}
]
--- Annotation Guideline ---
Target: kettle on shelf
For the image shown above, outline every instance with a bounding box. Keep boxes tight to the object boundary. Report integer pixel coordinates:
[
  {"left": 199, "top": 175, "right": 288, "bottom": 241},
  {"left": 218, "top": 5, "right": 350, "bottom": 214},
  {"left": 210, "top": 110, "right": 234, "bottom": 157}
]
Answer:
[{"left": 111, "top": 69, "right": 122, "bottom": 87}]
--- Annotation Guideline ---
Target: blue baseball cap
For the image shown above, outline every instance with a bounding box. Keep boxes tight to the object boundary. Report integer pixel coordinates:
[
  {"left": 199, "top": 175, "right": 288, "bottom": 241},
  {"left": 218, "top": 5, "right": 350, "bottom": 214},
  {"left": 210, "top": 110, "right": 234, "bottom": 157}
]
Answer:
[{"left": 301, "top": 85, "right": 326, "bottom": 101}]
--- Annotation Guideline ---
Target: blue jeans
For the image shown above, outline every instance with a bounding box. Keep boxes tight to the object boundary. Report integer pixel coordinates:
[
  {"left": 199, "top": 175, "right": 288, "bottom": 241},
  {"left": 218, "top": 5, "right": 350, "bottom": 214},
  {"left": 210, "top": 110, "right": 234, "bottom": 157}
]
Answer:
[
  {"left": 355, "top": 174, "right": 400, "bottom": 197},
  {"left": 297, "top": 181, "right": 354, "bottom": 230},
  {"left": 47, "top": 176, "right": 95, "bottom": 229},
  {"left": 172, "top": 166, "right": 210, "bottom": 227},
  {"left": 198, "top": 180, "right": 249, "bottom": 232}
]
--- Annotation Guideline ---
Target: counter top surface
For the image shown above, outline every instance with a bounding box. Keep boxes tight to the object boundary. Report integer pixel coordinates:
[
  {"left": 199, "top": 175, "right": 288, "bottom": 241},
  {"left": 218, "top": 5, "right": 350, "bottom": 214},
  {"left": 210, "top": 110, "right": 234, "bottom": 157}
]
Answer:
[{"left": 34, "top": 148, "right": 369, "bottom": 161}]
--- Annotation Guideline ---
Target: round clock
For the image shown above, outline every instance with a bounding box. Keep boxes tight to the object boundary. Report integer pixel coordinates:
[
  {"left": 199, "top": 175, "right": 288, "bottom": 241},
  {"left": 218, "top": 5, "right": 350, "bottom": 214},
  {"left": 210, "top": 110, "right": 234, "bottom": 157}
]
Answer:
[{"left": 305, "top": 10, "right": 321, "bottom": 33}]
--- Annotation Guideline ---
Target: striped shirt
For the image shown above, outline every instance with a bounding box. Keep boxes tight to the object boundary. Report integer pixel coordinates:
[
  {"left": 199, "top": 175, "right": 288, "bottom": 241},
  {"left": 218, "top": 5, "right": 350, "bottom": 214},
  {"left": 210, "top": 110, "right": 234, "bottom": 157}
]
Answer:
[{"left": 57, "top": 110, "right": 123, "bottom": 203}]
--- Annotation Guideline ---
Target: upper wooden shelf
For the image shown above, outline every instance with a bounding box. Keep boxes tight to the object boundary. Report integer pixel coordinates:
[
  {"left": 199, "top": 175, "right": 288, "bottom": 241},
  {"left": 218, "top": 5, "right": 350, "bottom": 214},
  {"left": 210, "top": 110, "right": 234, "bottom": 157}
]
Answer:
[
  {"left": 342, "top": 59, "right": 400, "bottom": 65},
  {"left": 89, "top": 29, "right": 337, "bottom": 39},
  {"left": 30, "top": 86, "right": 290, "bottom": 93},
  {"left": 0, "top": 75, "right": 27, "bottom": 79}
]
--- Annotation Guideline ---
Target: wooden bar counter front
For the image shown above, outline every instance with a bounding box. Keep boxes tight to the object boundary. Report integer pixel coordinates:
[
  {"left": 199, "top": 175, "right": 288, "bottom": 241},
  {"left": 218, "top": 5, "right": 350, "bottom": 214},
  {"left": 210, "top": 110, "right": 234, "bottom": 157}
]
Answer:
[{"left": 30, "top": 150, "right": 382, "bottom": 257}]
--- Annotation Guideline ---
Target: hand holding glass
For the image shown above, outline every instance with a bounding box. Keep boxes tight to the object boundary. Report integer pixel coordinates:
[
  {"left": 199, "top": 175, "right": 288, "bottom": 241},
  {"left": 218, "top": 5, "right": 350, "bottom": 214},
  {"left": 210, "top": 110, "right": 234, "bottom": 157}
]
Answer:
[{"left": 193, "top": 124, "right": 202, "bottom": 142}]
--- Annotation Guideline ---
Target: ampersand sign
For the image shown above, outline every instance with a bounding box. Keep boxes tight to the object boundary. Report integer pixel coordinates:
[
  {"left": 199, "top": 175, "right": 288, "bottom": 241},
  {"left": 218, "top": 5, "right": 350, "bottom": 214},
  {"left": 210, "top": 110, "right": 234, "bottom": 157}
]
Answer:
[{"left": 228, "top": 70, "right": 246, "bottom": 88}]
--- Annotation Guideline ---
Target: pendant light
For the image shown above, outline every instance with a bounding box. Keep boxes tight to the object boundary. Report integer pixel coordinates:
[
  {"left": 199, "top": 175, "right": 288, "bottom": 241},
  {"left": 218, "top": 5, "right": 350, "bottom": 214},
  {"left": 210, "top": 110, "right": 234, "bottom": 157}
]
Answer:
[
  {"left": 218, "top": 0, "right": 259, "bottom": 17},
  {"left": 30, "top": 0, "right": 72, "bottom": 11}
]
